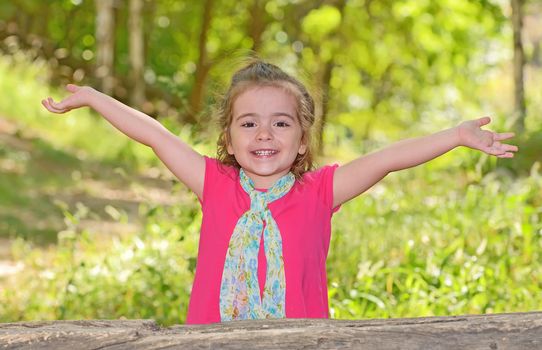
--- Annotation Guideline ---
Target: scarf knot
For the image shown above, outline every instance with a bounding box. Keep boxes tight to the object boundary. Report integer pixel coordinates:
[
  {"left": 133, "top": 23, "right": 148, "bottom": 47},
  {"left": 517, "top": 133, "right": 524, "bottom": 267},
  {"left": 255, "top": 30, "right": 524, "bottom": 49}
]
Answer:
[{"left": 247, "top": 192, "right": 268, "bottom": 215}]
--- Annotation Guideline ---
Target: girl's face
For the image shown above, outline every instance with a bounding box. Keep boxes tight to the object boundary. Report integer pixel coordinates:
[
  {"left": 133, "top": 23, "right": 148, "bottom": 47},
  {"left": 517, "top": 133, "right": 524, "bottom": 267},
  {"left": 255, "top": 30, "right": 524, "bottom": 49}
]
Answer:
[{"left": 227, "top": 85, "right": 307, "bottom": 189}]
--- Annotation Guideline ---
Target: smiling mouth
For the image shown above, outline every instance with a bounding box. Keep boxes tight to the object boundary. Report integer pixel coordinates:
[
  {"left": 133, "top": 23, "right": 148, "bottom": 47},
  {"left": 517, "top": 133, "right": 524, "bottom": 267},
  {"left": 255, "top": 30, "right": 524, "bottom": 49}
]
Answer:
[{"left": 251, "top": 149, "right": 278, "bottom": 157}]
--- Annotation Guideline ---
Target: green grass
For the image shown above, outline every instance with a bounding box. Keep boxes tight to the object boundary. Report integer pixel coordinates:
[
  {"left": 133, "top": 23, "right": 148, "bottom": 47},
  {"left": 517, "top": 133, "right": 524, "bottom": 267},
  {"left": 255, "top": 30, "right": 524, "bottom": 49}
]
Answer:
[{"left": 328, "top": 165, "right": 542, "bottom": 319}]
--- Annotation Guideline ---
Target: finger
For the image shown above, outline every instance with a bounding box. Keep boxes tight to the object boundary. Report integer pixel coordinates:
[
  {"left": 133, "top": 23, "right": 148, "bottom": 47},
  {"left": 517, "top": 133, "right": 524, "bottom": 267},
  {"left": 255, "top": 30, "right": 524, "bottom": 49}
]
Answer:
[
  {"left": 494, "top": 132, "right": 515, "bottom": 141},
  {"left": 497, "top": 152, "right": 514, "bottom": 158},
  {"left": 66, "top": 84, "right": 80, "bottom": 93},
  {"left": 43, "top": 102, "right": 66, "bottom": 113},
  {"left": 487, "top": 148, "right": 506, "bottom": 156},
  {"left": 477, "top": 116, "right": 491, "bottom": 127},
  {"left": 48, "top": 97, "right": 69, "bottom": 111},
  {"left": 42, "top": 98, "right": 57, "bottom": 112},
  {"left": 41, "top": 99, "right": 52, "bottom": 111},
  {"left": 501, "top": 143, "right": 519, "bottom": 152},
  {"left": 486, "top": 143, "right": 510, "bottom": 156},
  {"left": 493, "top": 141, "right": 519, "bottom": 153},
  {"left": 46, "top": 97, "right": 62, "bottom": 110},
  {"left": 482, "top": 145, "right": 500, "bottom": 156},
  {"left": 43, "top": 98, "right": 68, "bottom": 113}
]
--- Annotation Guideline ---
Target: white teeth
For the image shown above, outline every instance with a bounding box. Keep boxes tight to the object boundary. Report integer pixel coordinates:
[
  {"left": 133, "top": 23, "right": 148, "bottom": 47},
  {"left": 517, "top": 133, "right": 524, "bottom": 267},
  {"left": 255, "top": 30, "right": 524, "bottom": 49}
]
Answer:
[{"left": 254, "top": 150, "right": 277, "bottom": 156}]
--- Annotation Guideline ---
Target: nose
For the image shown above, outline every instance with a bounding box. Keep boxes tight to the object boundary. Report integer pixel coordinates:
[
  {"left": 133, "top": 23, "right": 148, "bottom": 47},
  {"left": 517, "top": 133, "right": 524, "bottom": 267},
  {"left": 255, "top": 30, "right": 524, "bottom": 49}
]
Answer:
[{"left": 256, "top": 125, "right": 273, "bottom": 141}]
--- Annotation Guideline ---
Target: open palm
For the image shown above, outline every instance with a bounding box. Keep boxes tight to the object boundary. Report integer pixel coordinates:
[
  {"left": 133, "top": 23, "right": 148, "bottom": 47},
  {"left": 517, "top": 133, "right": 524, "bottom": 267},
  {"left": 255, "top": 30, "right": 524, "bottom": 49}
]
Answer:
[
  {"left": 41, "top": 84, "right": 93, "bottom": 114},
  {"left": 457, "top": 117, "right": 518, "bottom": 158}
]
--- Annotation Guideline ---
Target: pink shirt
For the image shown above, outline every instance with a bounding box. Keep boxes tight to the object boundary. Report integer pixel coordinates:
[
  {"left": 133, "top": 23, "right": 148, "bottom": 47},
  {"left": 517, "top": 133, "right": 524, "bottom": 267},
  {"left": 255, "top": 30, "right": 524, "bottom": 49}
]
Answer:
[{"left": 185, "top": 157, "right": 340, "bottom": 324}]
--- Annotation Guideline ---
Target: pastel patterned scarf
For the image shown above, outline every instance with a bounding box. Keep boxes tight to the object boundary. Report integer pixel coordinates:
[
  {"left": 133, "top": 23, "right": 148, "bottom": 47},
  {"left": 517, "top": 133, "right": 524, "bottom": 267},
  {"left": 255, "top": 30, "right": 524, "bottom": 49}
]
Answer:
[{"left": 219, "top": 169, "right": 295, "bottom": 321}]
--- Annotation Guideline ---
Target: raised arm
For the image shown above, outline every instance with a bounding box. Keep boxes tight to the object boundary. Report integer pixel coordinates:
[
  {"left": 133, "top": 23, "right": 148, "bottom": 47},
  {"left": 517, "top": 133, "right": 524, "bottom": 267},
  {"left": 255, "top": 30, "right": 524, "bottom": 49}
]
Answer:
[
  {"left": 42, "top": 84, "right": 205, "bottom": 199},
  {"left": 333, "top": 117, "right": 518, "bottom": 208}
]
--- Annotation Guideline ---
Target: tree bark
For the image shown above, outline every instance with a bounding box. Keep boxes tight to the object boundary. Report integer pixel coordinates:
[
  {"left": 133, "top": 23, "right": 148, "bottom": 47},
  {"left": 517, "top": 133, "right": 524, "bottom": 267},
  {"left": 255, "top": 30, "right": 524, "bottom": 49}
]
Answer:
[
  {"left": 186, "top": 0, "right": 215, "bottom": 125},
  {"left": 129, "top": 0, "right": 145, "bottom": 109},
  {"left": 533, "top": 40, "right": 541, "bottom": 66},
  {"left": 317, "top": 60, "right": 335, "bottom": 154},
  {"left": 1, "top": 312, "right": 541, "bottom": 349},
  {"left": 511, "top": 0, "right": 526, "bottom": 133},
  {"left": 316, "top": 0, "right": 346, "bottom": 155},
  {"left": 95, "top": 0, "right": 116, "bottom": 95},
  {"left": 248, "top": 0, "right": 267, "bottom": 53}
]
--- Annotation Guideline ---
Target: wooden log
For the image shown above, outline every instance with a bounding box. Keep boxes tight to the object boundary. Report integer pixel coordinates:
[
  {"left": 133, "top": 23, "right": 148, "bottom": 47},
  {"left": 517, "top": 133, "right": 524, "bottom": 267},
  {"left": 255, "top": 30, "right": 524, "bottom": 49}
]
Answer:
[{"left": 0, "top": 312, "right": 541, "bottom": 349}]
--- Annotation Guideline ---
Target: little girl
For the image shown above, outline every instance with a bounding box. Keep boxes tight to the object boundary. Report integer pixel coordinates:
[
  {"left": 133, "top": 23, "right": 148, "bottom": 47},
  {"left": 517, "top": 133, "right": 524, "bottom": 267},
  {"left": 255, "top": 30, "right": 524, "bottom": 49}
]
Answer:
[{"left": 42, "top": 60, "right": 518, "bottom": 325}]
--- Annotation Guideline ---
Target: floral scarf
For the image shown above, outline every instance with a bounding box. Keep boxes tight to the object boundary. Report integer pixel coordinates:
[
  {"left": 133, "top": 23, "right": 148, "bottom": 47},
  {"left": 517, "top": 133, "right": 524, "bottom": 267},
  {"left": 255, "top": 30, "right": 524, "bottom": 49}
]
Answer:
[{"left": 219, "top": 169, "right": 295, "bottom": 321}]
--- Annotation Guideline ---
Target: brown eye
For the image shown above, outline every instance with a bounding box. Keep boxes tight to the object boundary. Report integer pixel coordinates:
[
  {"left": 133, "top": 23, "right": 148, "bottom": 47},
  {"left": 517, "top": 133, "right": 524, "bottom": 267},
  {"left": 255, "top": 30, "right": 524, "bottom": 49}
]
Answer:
[
  {"left": 241, "top": 122, "right": 256, "bottom": 127},
  {"left": 275, "top": 121, "right": 290, "bottom": 127}
]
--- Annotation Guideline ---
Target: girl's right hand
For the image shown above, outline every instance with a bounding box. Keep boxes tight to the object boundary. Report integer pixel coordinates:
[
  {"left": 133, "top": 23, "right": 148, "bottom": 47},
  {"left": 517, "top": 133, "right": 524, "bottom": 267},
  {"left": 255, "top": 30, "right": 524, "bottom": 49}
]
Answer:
[{"left": 41, "top": 84, "right": 95, "bottom": 114}]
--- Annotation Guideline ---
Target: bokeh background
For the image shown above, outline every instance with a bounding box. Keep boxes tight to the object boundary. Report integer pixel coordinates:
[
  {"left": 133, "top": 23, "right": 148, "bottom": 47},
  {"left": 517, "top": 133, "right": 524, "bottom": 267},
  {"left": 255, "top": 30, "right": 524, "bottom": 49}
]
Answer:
[{"left": 0, "top": 0, "right": 540, "bottom": 325}]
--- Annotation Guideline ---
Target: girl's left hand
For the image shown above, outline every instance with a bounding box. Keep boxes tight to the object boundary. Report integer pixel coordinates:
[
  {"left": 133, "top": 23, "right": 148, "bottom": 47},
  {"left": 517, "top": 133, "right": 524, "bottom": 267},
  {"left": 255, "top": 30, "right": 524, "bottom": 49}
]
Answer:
[{"left": 456, "top": 117, "right": 518, "bottom": 158}]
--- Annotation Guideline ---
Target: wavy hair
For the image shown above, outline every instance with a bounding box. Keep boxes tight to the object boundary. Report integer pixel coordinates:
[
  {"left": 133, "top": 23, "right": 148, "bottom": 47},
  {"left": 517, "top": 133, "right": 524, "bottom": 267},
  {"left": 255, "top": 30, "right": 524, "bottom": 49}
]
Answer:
[{"left": 216, "top": 59, "right": 316, "bottom": 179}]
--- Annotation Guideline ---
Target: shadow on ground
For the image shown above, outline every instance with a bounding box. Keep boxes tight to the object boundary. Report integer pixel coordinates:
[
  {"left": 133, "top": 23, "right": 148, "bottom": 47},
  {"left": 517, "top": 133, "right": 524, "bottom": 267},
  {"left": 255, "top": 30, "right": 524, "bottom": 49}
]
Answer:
[{"left": 0, "top": 117, "right": 190, "bottom": 256}]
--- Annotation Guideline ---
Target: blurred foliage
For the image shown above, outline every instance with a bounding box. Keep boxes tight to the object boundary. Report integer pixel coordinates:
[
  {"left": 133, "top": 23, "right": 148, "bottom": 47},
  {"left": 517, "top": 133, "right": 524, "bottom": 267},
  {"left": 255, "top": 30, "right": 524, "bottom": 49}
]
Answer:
[
  {"left": 0, "top": 199, "right": 201, "bottom": 325},
  {"left": 328, "top": 163, "right": 542, "bottom": 318},
  {"left": 0, "top": 1, "right": 509, "bottom": 133},
  {"left": 2, "top": 0, "right": 536, "bottom": 169}
]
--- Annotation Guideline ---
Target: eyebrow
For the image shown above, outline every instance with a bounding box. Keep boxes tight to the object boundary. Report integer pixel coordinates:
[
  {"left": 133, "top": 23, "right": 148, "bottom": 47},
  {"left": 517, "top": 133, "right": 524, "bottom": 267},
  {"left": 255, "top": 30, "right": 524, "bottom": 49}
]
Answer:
[{"left": 235, "top": 112, "right": 296, "bottom": 122}]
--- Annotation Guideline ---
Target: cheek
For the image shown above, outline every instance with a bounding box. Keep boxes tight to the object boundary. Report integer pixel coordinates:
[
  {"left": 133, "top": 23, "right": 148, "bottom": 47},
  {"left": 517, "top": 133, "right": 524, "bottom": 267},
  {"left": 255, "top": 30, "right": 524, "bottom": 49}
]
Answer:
[
  {"left": 227, "top": 135, "right": 237, "bottom": 155},
  {"left": 226, "top": 129, "right": 248, "bottom": 156}
]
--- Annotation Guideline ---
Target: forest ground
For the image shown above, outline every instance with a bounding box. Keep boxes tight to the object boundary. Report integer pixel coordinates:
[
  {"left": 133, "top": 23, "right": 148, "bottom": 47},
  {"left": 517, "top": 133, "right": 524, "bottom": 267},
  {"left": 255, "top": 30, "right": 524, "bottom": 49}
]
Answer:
[{"left": 0, "top": 115, "right": 183, "bottom": 281}]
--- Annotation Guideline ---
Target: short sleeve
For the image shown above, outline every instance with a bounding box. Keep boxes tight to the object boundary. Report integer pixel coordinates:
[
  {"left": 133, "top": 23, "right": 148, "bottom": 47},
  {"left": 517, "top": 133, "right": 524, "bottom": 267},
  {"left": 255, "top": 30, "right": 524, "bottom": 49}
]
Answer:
[
  {"left": 199, "top": 156, "right": 238, "bottom": 207},
  {"left": 323, "top": 164, "right": 341, "bottom": 214},
  {"left": 199, "top": 156, "right": 222, "bottom": 207},
  {"left": 198, "top": 156, "right": 212, "bottom": 206},
  {"left": 306, "top": 164, "right": 341, "bottom": 215}
]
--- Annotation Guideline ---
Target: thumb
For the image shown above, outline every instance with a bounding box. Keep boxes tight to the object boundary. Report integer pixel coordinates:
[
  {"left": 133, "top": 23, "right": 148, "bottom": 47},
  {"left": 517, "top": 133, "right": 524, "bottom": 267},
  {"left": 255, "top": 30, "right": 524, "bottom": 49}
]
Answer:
[
  {"left": 66, "top": 84, "right": 80, "bottom": 93},
  {"left": 477, "top": 116, "right": 491, "bottom": 127}
]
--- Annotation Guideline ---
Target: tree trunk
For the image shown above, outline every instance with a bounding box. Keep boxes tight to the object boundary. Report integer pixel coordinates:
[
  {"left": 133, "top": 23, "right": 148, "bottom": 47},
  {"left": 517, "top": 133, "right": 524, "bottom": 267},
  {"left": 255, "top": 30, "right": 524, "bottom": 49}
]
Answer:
[
  {"left": 186, "top": 0, "right": 215, "bottom": 125},
  {"left": 316, "top": 0, "right": 346, "bottom": 155},
  {"left": 95, "top": 0, "right": 116, "bottom": 95},
  {"left": 1, "top": 312, "right": 541, "bottom": 349},
  {"left": 511, "top": 0, "right": 526, "bottom": 133},
  {"left": 317, "top": 60, "right": 334, "bottom": 154},
  {"left": 248, "top": 0, "right": 267, "bottom": 53},
  {"left": 129, "top": 0, "right": 145, "bottom": 109},
  {"left": 533, "top": 40, "right": 541, "bottom": 66}
]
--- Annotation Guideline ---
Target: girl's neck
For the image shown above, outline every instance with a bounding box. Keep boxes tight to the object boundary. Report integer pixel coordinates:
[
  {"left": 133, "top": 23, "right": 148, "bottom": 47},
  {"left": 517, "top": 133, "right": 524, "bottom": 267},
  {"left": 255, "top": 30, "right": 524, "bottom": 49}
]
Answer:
[{"left": 242, "top": 168, "right": 292, "bottom": 190}]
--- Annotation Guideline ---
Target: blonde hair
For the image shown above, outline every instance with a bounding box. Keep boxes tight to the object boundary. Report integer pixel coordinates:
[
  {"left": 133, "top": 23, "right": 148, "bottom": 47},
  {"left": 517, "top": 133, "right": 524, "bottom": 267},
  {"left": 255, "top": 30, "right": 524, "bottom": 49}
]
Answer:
[{"left": 216, "top": 59, "right": 316, "bottom": 179}]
